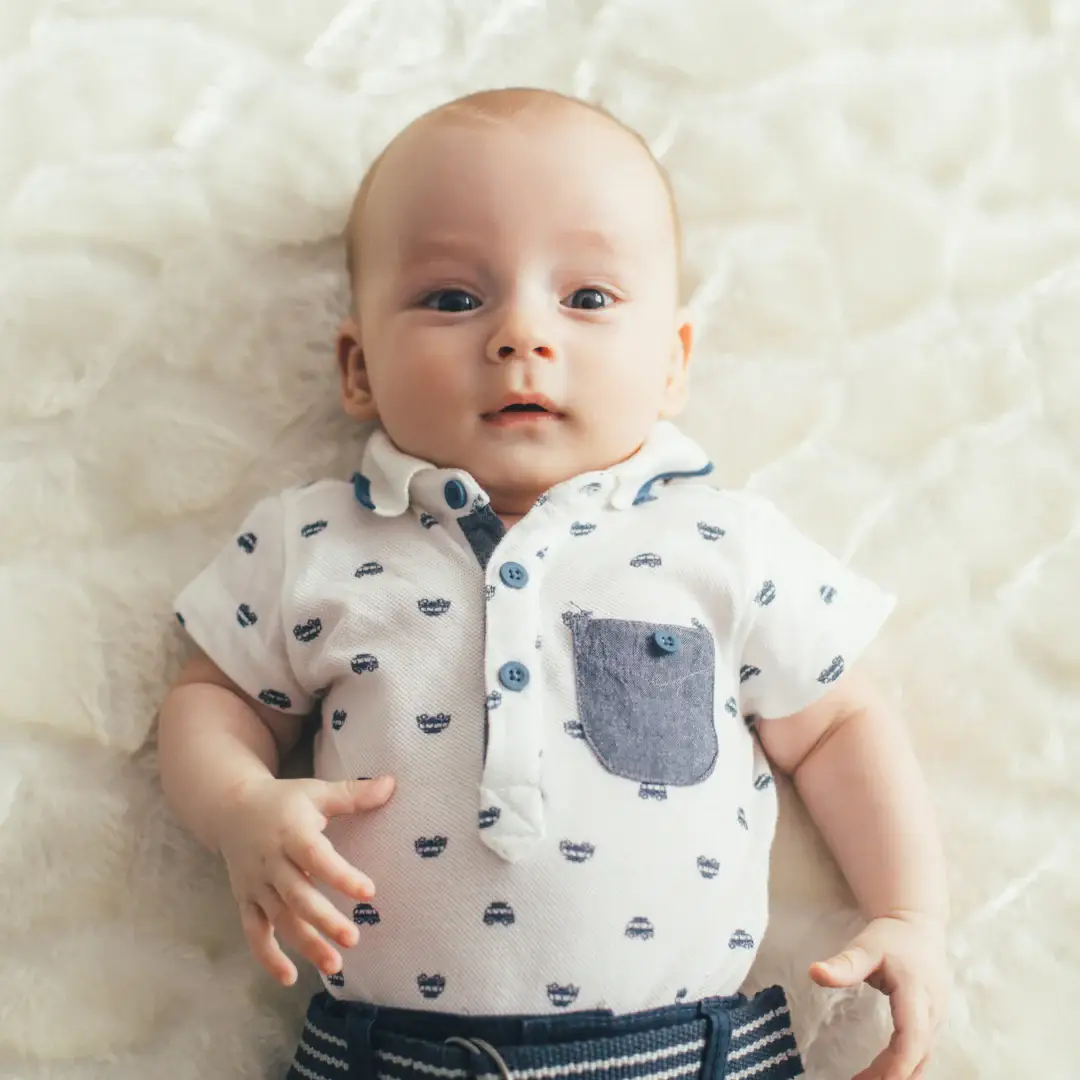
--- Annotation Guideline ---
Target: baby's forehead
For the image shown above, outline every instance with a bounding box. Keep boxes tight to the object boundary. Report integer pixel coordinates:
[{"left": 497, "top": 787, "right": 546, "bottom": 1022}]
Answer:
[{"left": 349, "top": 105, "right": 678, "bottom": 274}]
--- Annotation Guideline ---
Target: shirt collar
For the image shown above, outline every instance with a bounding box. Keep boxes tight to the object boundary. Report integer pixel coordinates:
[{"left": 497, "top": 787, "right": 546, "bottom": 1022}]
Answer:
[{"left": 353, "top": 421, "right": 714, "bottom": 517}]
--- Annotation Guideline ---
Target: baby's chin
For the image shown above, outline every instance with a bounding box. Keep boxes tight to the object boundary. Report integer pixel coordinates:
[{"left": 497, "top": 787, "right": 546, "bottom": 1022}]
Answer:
[{"left": 472, "top": 447, "right": 591, "bottom": 511}]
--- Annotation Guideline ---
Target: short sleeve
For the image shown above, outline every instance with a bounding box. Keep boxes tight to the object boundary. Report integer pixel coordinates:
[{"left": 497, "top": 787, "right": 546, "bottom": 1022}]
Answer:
[
  {"left": 737, "top": 500, "right": 896, "bottom": 721},
  {"left": 173, "top": 494, "right": 313, "bottom": 715}
]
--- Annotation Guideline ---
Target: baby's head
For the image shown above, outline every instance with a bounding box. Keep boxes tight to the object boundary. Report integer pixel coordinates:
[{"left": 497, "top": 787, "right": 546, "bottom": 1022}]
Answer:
[{"left": 337, "top": 87, "right": 692, "bottom": 515}]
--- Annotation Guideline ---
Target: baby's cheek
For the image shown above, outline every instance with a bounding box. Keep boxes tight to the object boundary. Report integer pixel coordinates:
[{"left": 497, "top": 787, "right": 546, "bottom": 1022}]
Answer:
[{"left": 381, "top": 336, "right": 470, "bottom": 408}]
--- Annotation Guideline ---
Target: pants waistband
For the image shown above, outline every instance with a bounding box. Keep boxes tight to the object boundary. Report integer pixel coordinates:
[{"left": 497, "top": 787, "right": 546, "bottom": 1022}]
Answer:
[{"left": 285, "top": 986, "right": 803, "bottom": 1080}]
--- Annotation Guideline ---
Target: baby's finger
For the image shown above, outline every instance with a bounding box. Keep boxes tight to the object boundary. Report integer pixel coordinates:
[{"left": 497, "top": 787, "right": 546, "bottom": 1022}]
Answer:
[
  {"left": 265, "top": 890, "right": 345, "bottom": 977},
  {"left": 274, "top": 863, "right": 360, "bottom": 949},
  {"left": 883, "top": 990, "right": 931, "bottom": 1080},
  {"left": 240, "top": 900, "right": 297, "bottom": 986},
  {"left": 284, "top": 829, "right": 375, "bottom": 902},
  {"left": 313, "top": 776, "right": 396, "bottom": 819},
  {"left": 872, "top": 989, "right": 933, "bottom": 1075}
]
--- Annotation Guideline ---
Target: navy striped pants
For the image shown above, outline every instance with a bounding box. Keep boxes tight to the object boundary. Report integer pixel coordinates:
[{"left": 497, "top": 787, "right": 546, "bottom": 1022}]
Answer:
[{"left": 286, "top": 985, "right": 804, "bottom": 1080}]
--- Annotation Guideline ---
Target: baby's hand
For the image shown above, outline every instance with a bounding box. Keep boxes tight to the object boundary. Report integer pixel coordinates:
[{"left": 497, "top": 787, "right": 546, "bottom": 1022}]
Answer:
[
  {"left": 810, "top": 914, "right": 949, "bottom": 1080},
  {"left": 215, "top": 774, "right": 396, "bottom": 987}
]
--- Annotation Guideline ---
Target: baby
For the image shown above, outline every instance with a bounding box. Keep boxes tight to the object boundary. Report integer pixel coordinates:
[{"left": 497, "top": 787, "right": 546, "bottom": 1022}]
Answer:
[{"left": 158, "top": 88, "right": 949, "bottom": 1080}]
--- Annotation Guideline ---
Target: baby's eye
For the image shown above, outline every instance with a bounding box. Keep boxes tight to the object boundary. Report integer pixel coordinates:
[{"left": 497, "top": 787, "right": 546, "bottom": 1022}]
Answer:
[
  {"left": 421, "top": 290, "right": 481, "bottom": 313},
  {"left": 564, "top": 288, "right": 615, "bottom": 310}
]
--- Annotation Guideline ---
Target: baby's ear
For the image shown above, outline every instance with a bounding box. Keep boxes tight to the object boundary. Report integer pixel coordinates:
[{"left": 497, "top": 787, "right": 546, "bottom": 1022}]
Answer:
[
  {"left": 660, "top": 308, "right": 693, "bottom": 418},
  {"left": 337, "top": 317, "right": 379, "bottom": 422}
]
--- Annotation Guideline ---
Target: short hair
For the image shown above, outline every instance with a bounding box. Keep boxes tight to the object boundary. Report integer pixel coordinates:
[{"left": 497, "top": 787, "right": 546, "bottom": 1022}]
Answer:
[{"left": 343, "top": 87, "right": 681, "bottom": 287}]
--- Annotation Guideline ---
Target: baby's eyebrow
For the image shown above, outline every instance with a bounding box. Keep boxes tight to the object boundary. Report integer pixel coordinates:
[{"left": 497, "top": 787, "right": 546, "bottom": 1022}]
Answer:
[
  {"left": 398, "top": 230, "right": 624, "bottom": 267},
  {"left": 556, "top": 228, "right": 620, "bottom": 256},
  {"left": 399, "top": 236, "right": 486, "bottom": 265}
]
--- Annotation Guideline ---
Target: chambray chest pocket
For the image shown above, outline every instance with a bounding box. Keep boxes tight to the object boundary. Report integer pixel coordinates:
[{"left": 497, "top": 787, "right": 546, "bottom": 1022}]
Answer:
[{"left": 570, "top": 617, "right": 718, "bottom": 785}]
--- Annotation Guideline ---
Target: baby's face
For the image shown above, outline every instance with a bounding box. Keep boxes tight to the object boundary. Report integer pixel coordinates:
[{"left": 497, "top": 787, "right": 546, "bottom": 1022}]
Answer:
[{"left": 339, "top": 107, "right": 691, "bottom": 514}]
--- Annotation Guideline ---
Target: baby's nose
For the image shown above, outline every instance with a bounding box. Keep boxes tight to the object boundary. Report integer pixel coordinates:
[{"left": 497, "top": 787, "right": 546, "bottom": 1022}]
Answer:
[
  {"left": 486, "top": 305, "right": 556, "bottom": 363},
  {"left": 494, "top": 342, "right": 554, "bottom": 361}
]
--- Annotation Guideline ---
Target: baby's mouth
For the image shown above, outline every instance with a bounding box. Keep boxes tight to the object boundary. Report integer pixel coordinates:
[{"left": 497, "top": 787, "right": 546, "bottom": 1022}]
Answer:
[{"left": 482, "top": 396, "right": 565, "bottom": 423}]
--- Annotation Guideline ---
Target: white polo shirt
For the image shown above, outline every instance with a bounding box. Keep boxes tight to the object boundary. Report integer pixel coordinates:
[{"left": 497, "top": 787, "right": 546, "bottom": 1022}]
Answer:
[{"left": 175, "top": 421, "right": 895, "bottom": 1016}]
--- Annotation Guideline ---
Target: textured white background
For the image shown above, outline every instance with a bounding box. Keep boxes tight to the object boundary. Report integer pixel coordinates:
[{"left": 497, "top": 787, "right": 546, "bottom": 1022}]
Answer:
[{"left": 1, "top": 1, "right": 1079, "bottom": 1078}]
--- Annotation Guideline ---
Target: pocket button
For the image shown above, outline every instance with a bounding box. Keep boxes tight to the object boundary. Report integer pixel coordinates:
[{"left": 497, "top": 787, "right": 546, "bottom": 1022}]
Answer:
[{"left": 652, "top": 629, "right": 680, "bottom": 655}]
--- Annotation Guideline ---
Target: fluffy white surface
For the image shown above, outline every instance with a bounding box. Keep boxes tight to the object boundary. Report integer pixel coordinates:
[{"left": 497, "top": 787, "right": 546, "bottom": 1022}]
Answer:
[{"left": 1, "top": 2, "right": 1078, "bottom": 1077}]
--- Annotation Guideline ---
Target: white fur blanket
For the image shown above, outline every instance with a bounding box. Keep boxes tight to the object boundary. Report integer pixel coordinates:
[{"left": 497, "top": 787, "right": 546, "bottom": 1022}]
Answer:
[{"left": 1, "top": 2, "right": 1077, "bottom": 1078}]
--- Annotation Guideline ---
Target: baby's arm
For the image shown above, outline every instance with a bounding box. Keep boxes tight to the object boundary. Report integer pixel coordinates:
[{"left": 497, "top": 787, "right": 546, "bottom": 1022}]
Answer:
[
  {"left": 759, "top": 665, "right": 948, "bottom": 930},
  {"left": 158, "top": 648, "right": 304, "bottom": 854},
  {"left": 758, "top": 666, "right": 949, "bottom": 1080},
  {"left": 158, "top": 650, "right": 394, "bottom": 985}
]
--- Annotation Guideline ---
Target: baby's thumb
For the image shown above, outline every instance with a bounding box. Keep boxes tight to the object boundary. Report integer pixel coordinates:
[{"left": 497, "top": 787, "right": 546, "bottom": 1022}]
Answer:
[
  {"left": 317, "top": 775, "right": 396, "bottom": 818},
  {"left": 809, "top": 945, "right": 877, "bottom": 988}
]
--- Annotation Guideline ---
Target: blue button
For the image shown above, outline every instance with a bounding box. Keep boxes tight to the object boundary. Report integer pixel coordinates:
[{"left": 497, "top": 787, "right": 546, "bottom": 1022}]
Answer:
[
  {"left": 652, "top": 630, "right": 680, "bottom": 655},
  {"left": 499, "top": 561, "right": 529, "bottom": 589},
  {"left": 498, "top": 661, "right": 530, "bottom": 691},
  {"left": 443, "top": 479, "right": 468, "bottom": 509}
]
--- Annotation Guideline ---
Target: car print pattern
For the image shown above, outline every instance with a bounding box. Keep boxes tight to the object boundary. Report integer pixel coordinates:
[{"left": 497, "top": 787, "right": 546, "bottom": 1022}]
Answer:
[
  {"left": 754, "top": 774, "right": 774, "bottom": 790},
  {"left": 740, "top": 664, "right": 761, "bottom": 683},
  {"left": 547, "top": 983, "right": 579, "bottom": 1008},
  {"left": 414, "top": 836, "right": 448, "bottom": 859},
  {"left": 416, "top": 712, "right": 450, "bottom": 734},
  {"left": 625, "top": 917, "right": 655, "bottom": 941},
  {"left": 236, "top": 532, "right": 257, "bottom": 553},
  {"left": 729, "top": 930, "right": 755, "bottom": 950},
  {"left": 697, "top": 522, "right": 725, "bottom": 541},
  {"left": 258, "top": 689, "right": 291, "bottom": 710},
  {"left": 350, "top": 653, "right": 378, "bottom": 674},
  {"left": 564, "top": 720, "right": 585, "bottom": 739},
  {"left": 418, "top": 598, "right": 451, "bottom": 616},
  {"left": 417, "top": 974, "right": 446, "bottom": 1000},
  {"left": 485, "top": 690, "right": 502, "bottom": 712},
  {"left": 293, "top": 618, "right": 322, "bottom": 642},
  {"left": 818, "top": 655, "right": 845, "bottom": 683},
  {"left": 820, "top": 584, "right": 837, "bottom": 604},
  {"left": 236, "top": 603, "right": 257, "bottom": 627},
  {"left": 483, "top": 902, "right": 516, "bottom": 927},
  {"left": 331, "top": 709, "right": 347, "bottom": 731},
  {"left": 326, "top": 970, "right": 345, "bottom": 988},
  {"left": 737, "top": 808, "right": 748, "bottom": 830},
  {"left": 561, "top": 604, "right": 592, "bottom": 629},
  {"left": 355, "top": 561, "right": 384, "bottom": 578},
  {"left": 300, "top": 520, "right": 327, "bottom": 538},
  {"left": 419, "top": 513, "right": 438, "bottom": 529},
  {"left": 569, "top": 521, "right": 596, "bottom": 537},
  {"left": 754, "top": 580, "right": 776, "bottom": 606},
  {"left": 725, "top": 697, "right": 738, "bottom": 717},
  {"left": 697, "top": 856, "right": 720, "bottom": 879},
  {"left": 352, "top": 903, "right": 380, "bottom": 926},
  {"left": 478, "top": 807, "right": 501, "bottom": 829},
  {"left": 639, "top": 781, "right": 668, "bottom": 802},
  {"left": 559, "top": 840, "right": 595, "bottom": 864},
  {"left": 630, "top": 552, "right": 662, "bottom": 568}
]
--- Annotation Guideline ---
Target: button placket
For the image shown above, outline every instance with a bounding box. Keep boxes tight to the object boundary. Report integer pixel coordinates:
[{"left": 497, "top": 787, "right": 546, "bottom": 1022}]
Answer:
[{"left": 478, "top": 520, "right": 554, "bottom": 862}]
